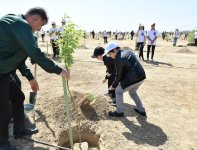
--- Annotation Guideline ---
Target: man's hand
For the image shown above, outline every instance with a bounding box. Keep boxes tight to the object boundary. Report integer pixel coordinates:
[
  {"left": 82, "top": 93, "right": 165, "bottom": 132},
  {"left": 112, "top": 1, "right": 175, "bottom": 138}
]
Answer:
[
  {"left": 59, "top": 69, "right": 70, "bottom": 80},
  {"left": 109, "top": 86, "right": 115, "bottom": 91},
  {"left": 29, "top": 79, "right": 39, "bottom": 92}
]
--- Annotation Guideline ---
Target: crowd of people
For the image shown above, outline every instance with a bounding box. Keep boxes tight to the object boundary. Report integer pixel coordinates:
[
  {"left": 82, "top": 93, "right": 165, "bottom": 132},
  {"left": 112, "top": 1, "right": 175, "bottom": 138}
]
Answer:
[{"left": 88, "top": 23, "right": 159, "bottom": 61}]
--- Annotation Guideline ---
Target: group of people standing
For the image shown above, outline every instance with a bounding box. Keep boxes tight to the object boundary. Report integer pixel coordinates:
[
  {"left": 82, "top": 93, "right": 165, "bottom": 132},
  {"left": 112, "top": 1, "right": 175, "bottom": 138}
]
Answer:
[
  {"left": 48, "top": 19, "right": 66, "bottom": 58},
  {"left": 39, "top": 19, "right": 66, "bottom": 58},
  {"left": 136, "top": 23, "right": 158, "bottom": 61}
]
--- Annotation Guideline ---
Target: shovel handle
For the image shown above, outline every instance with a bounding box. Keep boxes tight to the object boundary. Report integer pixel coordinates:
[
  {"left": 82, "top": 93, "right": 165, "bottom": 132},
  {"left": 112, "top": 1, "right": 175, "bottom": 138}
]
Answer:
[
  {"left": 22, "top": 137, "right": 71, "bottom": 150},
  {"left": 91, "top": 82, "right": 103, "bottom": 94}
]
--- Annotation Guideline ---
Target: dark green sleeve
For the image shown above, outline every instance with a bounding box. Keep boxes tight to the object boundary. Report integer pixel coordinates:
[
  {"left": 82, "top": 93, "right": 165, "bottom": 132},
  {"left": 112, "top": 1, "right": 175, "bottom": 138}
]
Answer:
[
  {"left": 18, "top": 63, "right": 34, "bottom": 81},
  {"left": 11, "top": 21, "right": 62, "bottom": 74}
]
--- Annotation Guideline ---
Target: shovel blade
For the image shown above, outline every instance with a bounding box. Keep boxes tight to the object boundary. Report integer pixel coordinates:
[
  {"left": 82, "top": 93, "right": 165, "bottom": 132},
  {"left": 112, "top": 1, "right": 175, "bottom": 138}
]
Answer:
[{"left": 29, "top": 92, "right": 37, "bottom": 105}]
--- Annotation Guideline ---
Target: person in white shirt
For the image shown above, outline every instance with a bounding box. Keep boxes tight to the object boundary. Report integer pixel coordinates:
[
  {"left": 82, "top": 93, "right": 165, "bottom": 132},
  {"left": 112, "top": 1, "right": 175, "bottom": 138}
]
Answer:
[
  {"left": 48, "top": 21, "right": 59, "bottom": 58},
  {"left": 40, "top": 28, "right": 45, "bottom": 42},
  {"left": 103, "top": 30, "right": 108, "bottom": 43},
  {"left": 194, "top": 31, "right": 197, "bottom": 46},
  {"left": 58, "top": 19, "right": 66, "bottom": 34},
  {"left": 136, "top": 24, "right": 146, "bottom": 61},
  {"left": 146, "top": 23, "right": 158, "bottom": 61},
  {"left": 173, "top": 29, "right": 179, "bottom": 46}
]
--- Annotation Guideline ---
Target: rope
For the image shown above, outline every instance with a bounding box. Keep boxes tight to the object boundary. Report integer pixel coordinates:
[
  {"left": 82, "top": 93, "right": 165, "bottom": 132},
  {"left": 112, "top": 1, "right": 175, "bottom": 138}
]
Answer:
[{"left": 21, "top": 137, "right": 71, "bottom": 150}]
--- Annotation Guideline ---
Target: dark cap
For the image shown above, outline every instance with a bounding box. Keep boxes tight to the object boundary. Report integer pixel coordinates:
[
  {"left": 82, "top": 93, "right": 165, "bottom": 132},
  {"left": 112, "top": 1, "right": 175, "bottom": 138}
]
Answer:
[
  {"left": 91, "top": 46, "right": 105, "bottom": 58},
  {"left": 151, "top": 23, "right": 156, "bottom": 27}
]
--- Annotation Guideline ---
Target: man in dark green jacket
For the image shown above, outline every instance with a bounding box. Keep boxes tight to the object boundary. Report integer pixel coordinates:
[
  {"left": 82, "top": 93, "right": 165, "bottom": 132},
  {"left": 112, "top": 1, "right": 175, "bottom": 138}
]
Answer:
[{"left": 0, "top": 7, "right": 70, "bottom": 150}]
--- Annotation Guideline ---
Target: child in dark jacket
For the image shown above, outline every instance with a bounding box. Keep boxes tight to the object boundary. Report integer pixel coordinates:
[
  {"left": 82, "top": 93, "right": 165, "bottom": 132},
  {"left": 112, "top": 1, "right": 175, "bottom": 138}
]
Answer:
[{"left": 91, "top": 46, "right": 116, "bottom": 104}]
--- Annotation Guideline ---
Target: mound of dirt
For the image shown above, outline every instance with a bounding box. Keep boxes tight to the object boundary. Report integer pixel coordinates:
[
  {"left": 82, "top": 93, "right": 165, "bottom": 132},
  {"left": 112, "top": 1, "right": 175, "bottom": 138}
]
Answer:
[
  {"left": 40, "top": 91, "right": 113, "bottom": 127},
  {"left": 9, "top": 91, "right": 113, "bottom": 150},
  {"left": 177, "top": 48, "right": 193, "bottom": 53}
]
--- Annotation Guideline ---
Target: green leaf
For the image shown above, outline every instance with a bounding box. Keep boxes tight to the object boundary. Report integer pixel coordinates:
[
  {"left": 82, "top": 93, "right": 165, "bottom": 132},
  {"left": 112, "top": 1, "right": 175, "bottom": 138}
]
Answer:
[
  {"left": 187, "top": 30, "right": 196, "bottom": 44},
  {"left": 56, "top": 15, "right": 83, "bottom": 69}
]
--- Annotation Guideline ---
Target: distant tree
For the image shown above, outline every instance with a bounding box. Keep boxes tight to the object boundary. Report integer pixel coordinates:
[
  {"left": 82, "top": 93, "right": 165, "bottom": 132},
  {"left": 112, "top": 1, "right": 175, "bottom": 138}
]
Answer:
[{"left": 187, "top": 30, "right": 195, "bottom": 44}]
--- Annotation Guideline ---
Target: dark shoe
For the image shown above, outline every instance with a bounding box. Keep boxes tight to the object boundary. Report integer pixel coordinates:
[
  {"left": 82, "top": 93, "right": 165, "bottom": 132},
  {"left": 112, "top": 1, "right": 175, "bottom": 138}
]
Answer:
[
  {"left": 0, "top": 142, "right": 18, "bottom": 150},
  {"left": 108, "top": 111, "right": 124, "bottom": 117},
  {"left": 134, "top": 108, "right": 147, "bottom": 116},
  {"left": 14, "top": 128, "right": 39, "bottom": 139},
  {"left": 112, "top": 100, "right": 116, "bottom": 104}
]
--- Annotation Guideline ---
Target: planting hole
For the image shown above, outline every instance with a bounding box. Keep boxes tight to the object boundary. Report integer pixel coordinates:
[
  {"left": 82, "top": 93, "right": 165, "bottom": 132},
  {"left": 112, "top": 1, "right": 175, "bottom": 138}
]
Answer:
[{"left": 58, "top": 128, "right": 100, "bottom": 150}]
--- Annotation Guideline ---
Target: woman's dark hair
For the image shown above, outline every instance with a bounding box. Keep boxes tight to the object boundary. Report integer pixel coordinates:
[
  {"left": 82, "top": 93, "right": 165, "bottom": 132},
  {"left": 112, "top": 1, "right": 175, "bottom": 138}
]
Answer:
[
  {"left": 109, "top": 46, "right": 120, "bottom": 53},
  {"left": 138, "top": 26, "right": 145, "bottom": 30},
  {"left": 26, "top": 7, "right": 48, "bottom": 23}
]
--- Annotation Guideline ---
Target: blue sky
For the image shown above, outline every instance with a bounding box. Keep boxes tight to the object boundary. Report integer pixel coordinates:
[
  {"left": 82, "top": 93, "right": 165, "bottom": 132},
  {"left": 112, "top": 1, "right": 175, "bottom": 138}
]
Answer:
[{"left": 1, "top": 0, "right": 196, "bottom": 32}]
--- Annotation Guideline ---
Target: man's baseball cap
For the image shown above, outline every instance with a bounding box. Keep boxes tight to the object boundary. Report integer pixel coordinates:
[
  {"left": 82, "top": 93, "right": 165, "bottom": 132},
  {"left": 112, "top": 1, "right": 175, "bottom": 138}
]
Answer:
[
  {"left": 103, "top": 42, "right": 119, "bottom": 56},
  {"left": 91, "top": 46, "right": 105, "bottom": 58}
]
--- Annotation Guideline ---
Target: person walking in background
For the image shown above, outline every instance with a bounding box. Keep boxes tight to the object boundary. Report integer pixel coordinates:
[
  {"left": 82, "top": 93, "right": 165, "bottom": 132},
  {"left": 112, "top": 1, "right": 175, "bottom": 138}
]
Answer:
[
  {"left": 162, "top": 31, "right": 166, "bottom": 40},
  {"left": 103, "top": 30, "right": 108, "bottom": 43},
  {"left": 173, "top": 29, "right": 179, "bottom": 46},
  {"left": 136, "top": 24, "right": 146, "bottom": 61},
  {"left": 91, "top": 30, "right": 95, "bottom": 39},
  {"left": 48, "top": 21, "right": 59, "bottom": 58},
  {"left": 91, "top": 46, "right": 116, "bottom": 104},
  {"left": 0, "top": 7, "right": 70, "bottom": 150},
  {"left": 115, "top": 30, "right": 118, "bottom": 40},
  {"left": 130, "top": 30, "right": 134, "bottom": 40},
  {"left": 103, "top": 42, "right": 146, "bottom": 117},
  {"left": 147, "top": 23, "right": 158, "bottom": 61},
  {"left": 40, "top": 28, "right": 45, "bottom": 42},
  {"left": 194, "top": 31, "right": 197, "bottom": 46}
]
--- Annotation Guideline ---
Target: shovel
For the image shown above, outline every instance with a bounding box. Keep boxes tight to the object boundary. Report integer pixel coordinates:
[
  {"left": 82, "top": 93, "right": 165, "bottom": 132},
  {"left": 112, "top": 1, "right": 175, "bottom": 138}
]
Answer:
[
  {"left": 24, "top": 63, "right": 38, "bottom": 131},
  {"left": 80, "top": 82, "right": 104, "bottom": 107},
  {"left": 90, "top": 82, "right": 104, "bottom": 95},
  {"left": 29, "top": 64, "right": 37, "bottom": 105}
]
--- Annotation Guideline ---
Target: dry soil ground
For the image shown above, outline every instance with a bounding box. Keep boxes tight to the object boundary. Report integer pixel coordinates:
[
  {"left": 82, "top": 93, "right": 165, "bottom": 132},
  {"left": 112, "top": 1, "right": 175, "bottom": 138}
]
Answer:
[{"left": 10, "top": 35, "right": 197, "bottom": 150}]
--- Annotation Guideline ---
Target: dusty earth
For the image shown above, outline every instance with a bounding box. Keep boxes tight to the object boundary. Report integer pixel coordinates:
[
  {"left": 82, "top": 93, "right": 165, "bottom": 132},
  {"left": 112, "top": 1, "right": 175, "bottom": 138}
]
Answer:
[{"left": 10, "top": 35, "right": 197, "bottom": 150}]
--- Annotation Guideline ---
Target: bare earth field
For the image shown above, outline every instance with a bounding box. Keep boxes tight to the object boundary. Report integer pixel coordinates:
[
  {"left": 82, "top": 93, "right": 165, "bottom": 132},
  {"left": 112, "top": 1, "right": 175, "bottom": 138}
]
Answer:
[{"left": 11, "top": 35, "right": 197, "bottom": 150}]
